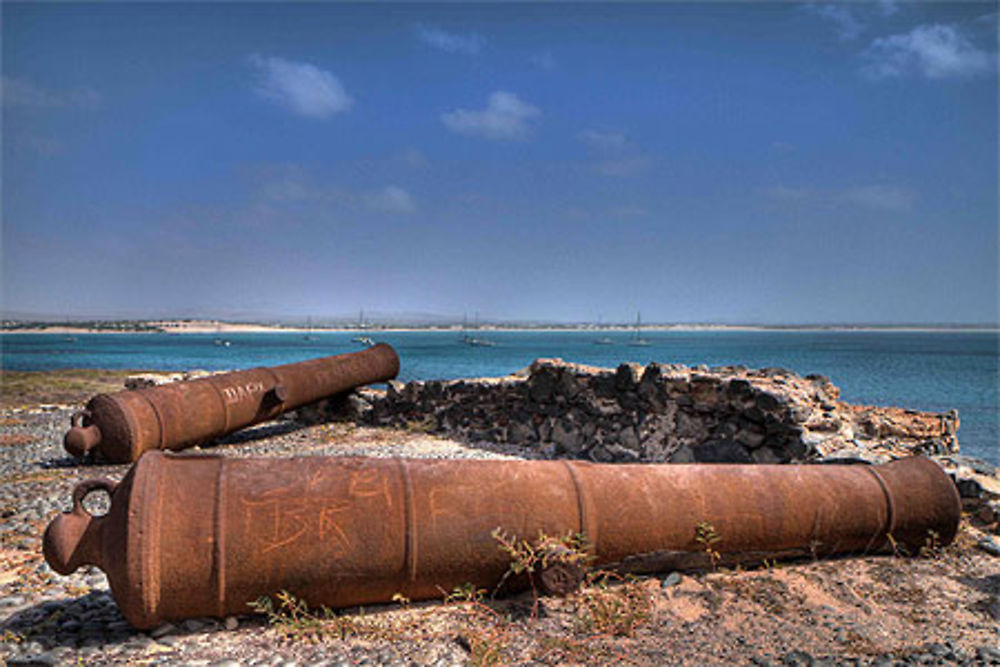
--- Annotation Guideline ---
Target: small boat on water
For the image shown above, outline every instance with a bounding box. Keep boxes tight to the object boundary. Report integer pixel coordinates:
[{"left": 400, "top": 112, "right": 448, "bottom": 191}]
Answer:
[
  {"left": 462, "top": 335, "right": 497, "bottom": 347},
  {"left": 460, "top": 313, "right": 497, "bottom": 347},
  {"left": 302, "top": 317, "right": 320, "bottom": 341},
  {"left": 628, "top": 312, "right": 651, "bottom": 347},
  {"left": 592, "top": 316, "right": 613, "bottom": 345},
  {"left": 351, "top": 310, "right": 375, "bottom": 346},
  {"left": 212, "top": 322, "right": 232, "bottom": 347}
]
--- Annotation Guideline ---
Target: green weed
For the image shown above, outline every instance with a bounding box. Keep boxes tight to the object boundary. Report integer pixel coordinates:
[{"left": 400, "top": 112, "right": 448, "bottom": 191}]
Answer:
[
  {"left": 574, "top": 571, "right": 654, "bottom": 638},
  {"left": 695, "top": 521, "right": 722, "bottom": 570}
]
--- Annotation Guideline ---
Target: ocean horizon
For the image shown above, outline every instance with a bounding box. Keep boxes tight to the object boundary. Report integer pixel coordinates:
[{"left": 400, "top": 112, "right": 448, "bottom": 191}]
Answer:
[{"left": 2, "top": 329, "right": 996, "bottom": 466}]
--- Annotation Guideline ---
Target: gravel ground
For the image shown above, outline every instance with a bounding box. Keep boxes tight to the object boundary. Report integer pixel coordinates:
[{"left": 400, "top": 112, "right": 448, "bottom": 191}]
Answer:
[{"left": 1, "top": 402, "right": 998, "bottom": 666}]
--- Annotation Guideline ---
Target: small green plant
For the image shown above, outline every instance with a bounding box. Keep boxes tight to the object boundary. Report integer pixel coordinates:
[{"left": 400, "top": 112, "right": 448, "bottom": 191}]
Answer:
[
  {"left": 248, "top": 590, "right": 333, "bottom": 642},
  {"left": 574, "top": 571, "right": 653, "bottom": 638},
  {"left": 15, "top": 608, "right": 64, "bottom": 640},
  {"left": 492, "top": 528, "right": 591, "bottom": 618},
  {"left": 444, "top": 582, "right": 488, "bottom": 605},
  {"left": 443, "top": 583, "right": 512, "bottom": 667},
  {"left": 248, "top": 590, "right": 396, "bottom": 642},
  {"left": 1, "top": 629, "right": 24, "bottom": 644},
  {"left": 919, "top": 529, "right": 943, "bottom": 559},
  {"left": 808, "top": 538, "right": 825, "bottom": 561},
  {"left": 404, "top": 416, "right": 437, "bottom": 433},
  {"left": 532, "top": 633, "right": 597, "bottom": 663},
  {"left": 695, "top": 521, "right": 722, "bottom": 570},
  {"left": 886, "top": 532, "right": 909, "bottom": 558}
]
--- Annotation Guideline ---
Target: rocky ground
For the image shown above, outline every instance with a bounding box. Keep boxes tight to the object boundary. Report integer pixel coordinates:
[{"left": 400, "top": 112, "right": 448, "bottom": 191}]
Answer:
[{"left": 0, "top": 372, "right": 998, "bottom": 666}]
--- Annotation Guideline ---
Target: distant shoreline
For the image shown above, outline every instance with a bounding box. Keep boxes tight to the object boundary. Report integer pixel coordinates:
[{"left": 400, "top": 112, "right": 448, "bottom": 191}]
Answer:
[{"left": 1, "top": 320, "right": 997, "bottom": 335}]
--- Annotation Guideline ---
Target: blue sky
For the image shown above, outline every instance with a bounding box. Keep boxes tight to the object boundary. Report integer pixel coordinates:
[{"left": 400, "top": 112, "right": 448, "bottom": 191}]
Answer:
[{"left": 2, "top": 2, "right": 997, "bottom": 324}]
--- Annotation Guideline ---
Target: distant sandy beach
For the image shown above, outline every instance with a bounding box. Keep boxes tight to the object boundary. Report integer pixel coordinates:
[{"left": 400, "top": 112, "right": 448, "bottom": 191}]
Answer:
[
  {"left": 1, "top": 319, "right": 996, "bottom": 335},
  {"left": 1, "top": 320, "right": 310, "bottom": 335}
]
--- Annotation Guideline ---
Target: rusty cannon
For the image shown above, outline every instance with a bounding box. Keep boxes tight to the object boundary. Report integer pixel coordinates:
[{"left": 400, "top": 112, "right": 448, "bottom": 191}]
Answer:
[
  {"left": 63, "top": 343, "right": 400, "bottom": 462},
  {"left": 43, "top": 453, "right": 960, "bottom": 629}
]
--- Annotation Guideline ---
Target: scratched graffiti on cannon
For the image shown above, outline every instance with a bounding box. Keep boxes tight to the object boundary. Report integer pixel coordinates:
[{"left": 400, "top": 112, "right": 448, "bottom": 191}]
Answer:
[
  {"left": 239, "top": 467, "right": 395, "bottom": 558},
  {"left": 221, "top": 381, "right": 266, "bottom": 405}
]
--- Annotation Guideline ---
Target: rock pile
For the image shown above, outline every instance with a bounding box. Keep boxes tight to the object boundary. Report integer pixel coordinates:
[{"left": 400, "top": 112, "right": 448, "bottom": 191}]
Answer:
[{"left": 349, "top": 358, "right": 959, "bottom": 466}]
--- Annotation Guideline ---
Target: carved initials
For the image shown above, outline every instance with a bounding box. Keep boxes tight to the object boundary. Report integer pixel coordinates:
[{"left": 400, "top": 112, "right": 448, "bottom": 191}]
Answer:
[{"left": 222, "top": 381, "right": 266, "bottom": 404}]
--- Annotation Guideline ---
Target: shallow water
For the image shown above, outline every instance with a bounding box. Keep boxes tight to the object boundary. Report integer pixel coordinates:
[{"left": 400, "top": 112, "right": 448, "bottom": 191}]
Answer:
[{"left": 2, "top": 330, "right": 996, "bottom": 464}]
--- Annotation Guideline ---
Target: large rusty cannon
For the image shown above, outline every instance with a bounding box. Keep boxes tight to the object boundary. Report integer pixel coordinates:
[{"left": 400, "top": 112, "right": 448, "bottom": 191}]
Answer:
[
  {"left": 43, "top": 453, "right": 959, "bottom": 629},
  {"left": 63, "top": 344, "right": 399, "bottom": 462}
]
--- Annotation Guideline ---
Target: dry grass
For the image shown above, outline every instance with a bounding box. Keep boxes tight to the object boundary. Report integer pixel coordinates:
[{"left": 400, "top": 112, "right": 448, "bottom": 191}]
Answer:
[
  {"left": 0, "top": 369, "right": 141, "bottom": 409},
  {"left": 0, "top": 469, "right": 70, "bottom": 486},
  {"left": 0, "top": 433, "right": 36, "bottom": 448},
  {"left": 245, "top": 532, "right": 659, "bottom": 666}
]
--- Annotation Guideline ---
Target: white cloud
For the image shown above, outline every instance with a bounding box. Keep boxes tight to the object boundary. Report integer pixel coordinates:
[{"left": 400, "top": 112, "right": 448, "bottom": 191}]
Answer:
[
  {"left": 364, "top": 186, "right": 416, "bottom": 214},
  {"left": 861, "top": 24, "right": 992, "bottom": 79},
  {"left": 530, "top": 52, "right": 557, "bottom": 71},
  {"left": 760, "top": 184, "right": 815, "bottom": 203},
  {"left": 248, "top": 55, "right": 354, "bottom": 118},
  {"left": 578, "top": 127, "right": 651, "bottom": 177},
  {"left": 415, "top": 25, "right": 486, "bottom": 55},
  {"left": 609, "top": 206, "right": 648, "bottom": 218},
  {"left": 441, "top": 91, "right": 541, "bottom": 141},
  {"left": 876, "top": 0, "right": 900, "bottom": 17},
  {"left": 761, "top": 183, "right": 915, "bottom": 213},
  {"left": 808, "top": 4, "right": 864, "bottom": 41},
  {"left": 396, "top": 147, "right": 429, "bottom": 169},
  {"left": 578, "top": 128, "right": 631, "bottom": 154},
  {"left": 260, "top": 171, "right": 317, "bottom": 203},
  {"left": 1, "top": 76, "right": 101, "bottom": 109},
  {"left": 840, "top": 185, "right": 915, "bottom": 212},
  {"left": 594, "top": 156, "right": 652, "bottom": 177}
]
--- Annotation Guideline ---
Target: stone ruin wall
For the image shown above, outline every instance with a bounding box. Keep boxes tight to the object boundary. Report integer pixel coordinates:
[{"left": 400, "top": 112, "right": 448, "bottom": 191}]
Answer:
[{"left": 344, "top": 358, "right": 960, "bottom": 466}]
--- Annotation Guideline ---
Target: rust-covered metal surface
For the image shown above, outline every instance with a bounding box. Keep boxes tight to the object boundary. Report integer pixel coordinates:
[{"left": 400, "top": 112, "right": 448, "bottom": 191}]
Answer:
[
  {"left": 43, "top": 454, "right": 960, "bottom": 629},
  {"left": 63, "top": 344, "right": 400, "bottom": 462}
]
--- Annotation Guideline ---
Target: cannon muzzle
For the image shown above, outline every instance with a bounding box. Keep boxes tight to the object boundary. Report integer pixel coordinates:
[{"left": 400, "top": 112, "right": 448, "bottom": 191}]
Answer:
[
  {"left": 63, "top": 343, "right": 400, "bottom": 462},
  {"left": 43, "top": 453, "right": 960, "bottom": 629}
]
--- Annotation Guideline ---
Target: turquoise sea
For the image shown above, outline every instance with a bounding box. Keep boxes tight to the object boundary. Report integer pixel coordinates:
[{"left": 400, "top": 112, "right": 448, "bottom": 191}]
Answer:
[{"left": 2, "top": 330, "right": 997, "bottom": 465}]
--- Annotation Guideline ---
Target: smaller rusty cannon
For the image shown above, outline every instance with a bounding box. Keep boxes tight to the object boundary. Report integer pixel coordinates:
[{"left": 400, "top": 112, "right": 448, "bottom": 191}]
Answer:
[
  {"left": 43, "top": 454, "right": 960, "bottom": 629},
  {"left": 63, "top": 343, "right": 399, "bottom": 462}
]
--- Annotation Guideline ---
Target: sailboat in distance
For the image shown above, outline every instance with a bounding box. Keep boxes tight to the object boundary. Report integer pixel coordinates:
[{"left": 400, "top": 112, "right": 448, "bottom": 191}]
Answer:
[
  {"left": 302, "top": 316, "right": 320, "bottom": 341},
  {"left": 212, "top": 321, "right": 231, "bottom": 348},
  {"left": 593, "top": 314, "right": 613, "bottom": 345},
  {"left": 351, "top": 310, "right": 375, "bottom": 347},
  {"left": 460, "top": 312, "right": 497, "bottom": 347},
  {"left": 628, "top": 312, "right": 651, "bottom": 347}
]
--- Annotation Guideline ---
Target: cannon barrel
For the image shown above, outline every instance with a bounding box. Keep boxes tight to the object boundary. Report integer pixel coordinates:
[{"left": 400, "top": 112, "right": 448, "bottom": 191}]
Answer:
[
  {"left": 43, "top": 453, "right": 960, "bottom": 629},
  {"left": 63, "top": 343, "right": 400, "bottom": 462}
]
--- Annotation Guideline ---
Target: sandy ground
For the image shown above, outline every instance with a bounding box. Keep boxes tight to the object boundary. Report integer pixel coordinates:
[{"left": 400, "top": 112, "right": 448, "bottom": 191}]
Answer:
[{"left": 0, "top": 380, "right": 998, "bottom": 666}]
